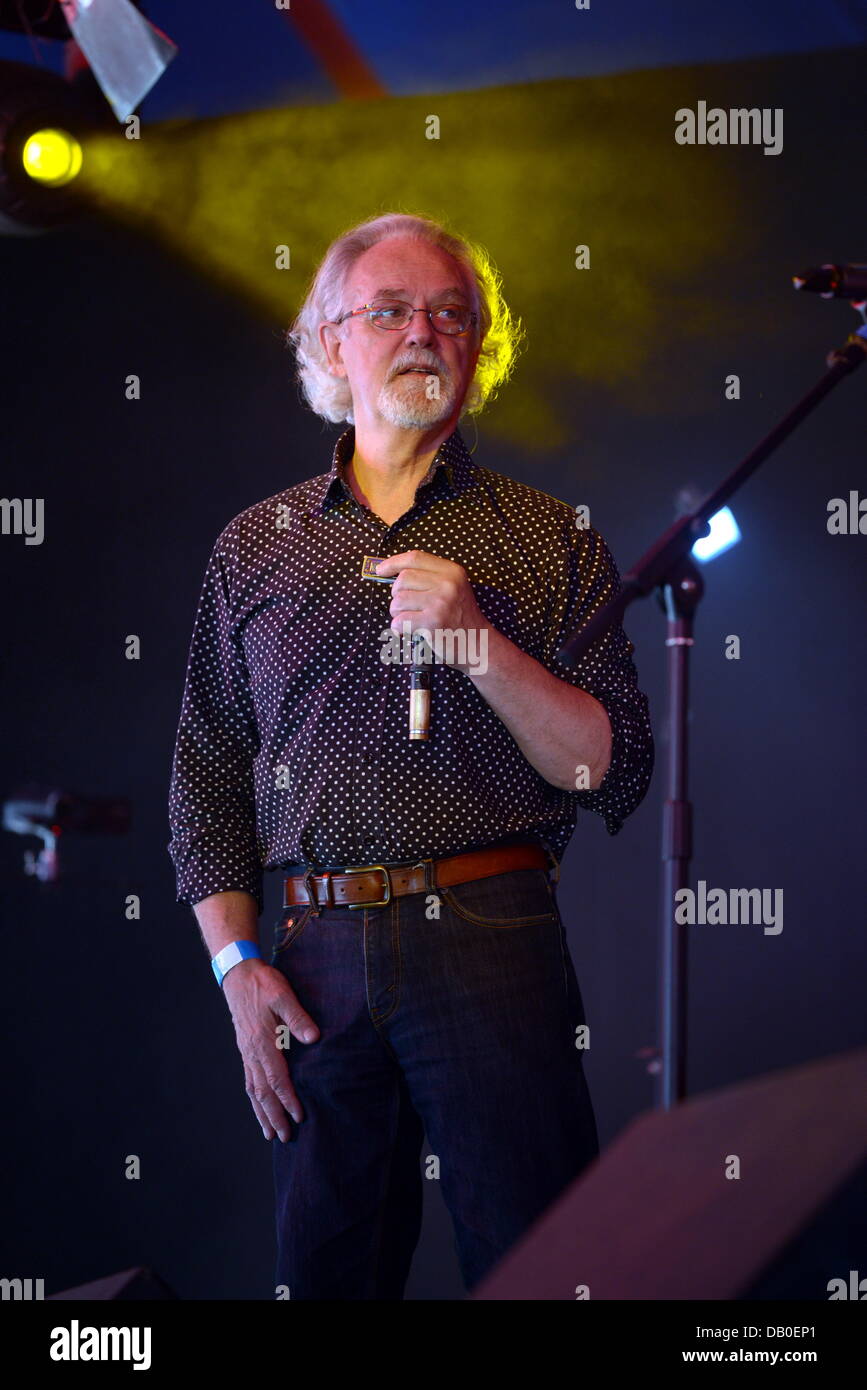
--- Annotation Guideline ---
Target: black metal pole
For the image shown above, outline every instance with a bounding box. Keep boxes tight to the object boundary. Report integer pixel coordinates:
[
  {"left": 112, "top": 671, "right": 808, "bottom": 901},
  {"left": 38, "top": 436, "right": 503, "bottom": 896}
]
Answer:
[
  {"left": 556, "top": 323, "right": 867, "bottom": 1107},
  {"left": 656, "top": 556, "right": 702, "bottom": 1108}
]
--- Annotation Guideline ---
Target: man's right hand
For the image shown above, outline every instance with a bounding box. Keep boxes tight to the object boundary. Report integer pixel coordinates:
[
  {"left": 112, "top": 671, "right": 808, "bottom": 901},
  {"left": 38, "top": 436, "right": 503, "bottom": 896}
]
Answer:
[{"left": 222, "top": 958, "right": 320, "bottom": 1142}]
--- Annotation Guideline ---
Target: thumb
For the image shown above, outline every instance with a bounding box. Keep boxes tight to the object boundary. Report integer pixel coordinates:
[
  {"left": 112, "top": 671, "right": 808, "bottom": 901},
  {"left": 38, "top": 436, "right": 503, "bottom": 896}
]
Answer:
[{"left": 274, "top": 992, "right": 320, "bottom": 1044}]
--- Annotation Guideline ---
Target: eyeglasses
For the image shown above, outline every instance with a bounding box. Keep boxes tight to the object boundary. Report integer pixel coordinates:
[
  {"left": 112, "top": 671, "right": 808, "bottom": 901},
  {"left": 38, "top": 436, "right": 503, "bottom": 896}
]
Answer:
[{"left": 334, "top": 300, "right": 478, "bottom": 336}]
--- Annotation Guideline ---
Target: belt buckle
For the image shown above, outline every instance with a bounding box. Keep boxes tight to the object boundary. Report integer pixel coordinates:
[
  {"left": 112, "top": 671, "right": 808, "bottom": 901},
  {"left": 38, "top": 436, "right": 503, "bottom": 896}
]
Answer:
[{"left": 343, "top": 863, "right": 392, "bottom": 910}]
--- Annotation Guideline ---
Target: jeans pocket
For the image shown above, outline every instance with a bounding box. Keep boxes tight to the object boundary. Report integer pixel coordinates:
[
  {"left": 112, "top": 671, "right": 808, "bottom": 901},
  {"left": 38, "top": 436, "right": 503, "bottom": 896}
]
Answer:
[
  {"left": 439, "top": 868, "right": 558, "bottom": 927},
  {"left": 272, "top": 903, "right": 315, "bottom": 958}
]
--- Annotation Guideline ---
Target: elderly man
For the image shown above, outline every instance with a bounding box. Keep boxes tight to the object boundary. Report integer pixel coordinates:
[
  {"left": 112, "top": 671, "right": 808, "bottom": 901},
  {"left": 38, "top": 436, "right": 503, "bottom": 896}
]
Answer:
[{"left": 168, "top": 211, "right": 654, "bottom": 1301}]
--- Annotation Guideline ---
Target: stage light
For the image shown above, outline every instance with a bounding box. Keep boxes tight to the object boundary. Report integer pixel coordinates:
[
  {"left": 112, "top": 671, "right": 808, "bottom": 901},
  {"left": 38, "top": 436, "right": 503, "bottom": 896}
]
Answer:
[
  {"left": 691, "top": 505, "right": 741, "bottom": 562},
  {"left": 21, "top": 128, "right": 83, "bottom": 187},
  {"left": 0, "top": 59, "right": 112, "bottom": 232},
  {"left": 0, "top": 0, "right": 176, "bottom": 232}
]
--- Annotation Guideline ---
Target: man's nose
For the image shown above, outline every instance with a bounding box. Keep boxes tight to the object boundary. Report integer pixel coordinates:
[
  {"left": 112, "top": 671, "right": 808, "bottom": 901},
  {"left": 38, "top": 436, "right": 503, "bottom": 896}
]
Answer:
[{"left": 403, "top": 309, "right": 436, "bottom": 346}]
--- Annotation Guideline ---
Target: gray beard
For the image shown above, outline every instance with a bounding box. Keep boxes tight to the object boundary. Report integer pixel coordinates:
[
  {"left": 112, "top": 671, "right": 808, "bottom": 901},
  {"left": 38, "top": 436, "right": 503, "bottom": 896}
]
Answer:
[{"left": 376, "top": 372, "right": 456, "bottom": 429}]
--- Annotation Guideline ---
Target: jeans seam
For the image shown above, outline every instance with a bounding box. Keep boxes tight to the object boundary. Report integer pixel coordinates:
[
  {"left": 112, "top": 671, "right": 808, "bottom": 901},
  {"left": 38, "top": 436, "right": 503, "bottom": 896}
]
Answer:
[
  {"left": 370, "top": 897, "right": 401, "bottom": 1026},
  {"left": 439, "top": 883, "right": 556, "bottom": 928},
  {"left": 365, "top": 1073, "right": 400, "bottom": 1299},
  {"left": 547, "top": 885, "right": 572, "bottom": 1007},
  {"left": 556, "top": 914, "right": 570, "bottom": 1004}
]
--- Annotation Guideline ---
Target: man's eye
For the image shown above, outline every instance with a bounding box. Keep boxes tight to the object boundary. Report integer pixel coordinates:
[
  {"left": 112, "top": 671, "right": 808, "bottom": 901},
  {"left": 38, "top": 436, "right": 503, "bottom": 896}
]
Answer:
[
  {"left": 434, "top": 306, "right": 460, "bottom": 319},
  {"left": 371, "top": 304, "right": 403, "bottom": 318}
]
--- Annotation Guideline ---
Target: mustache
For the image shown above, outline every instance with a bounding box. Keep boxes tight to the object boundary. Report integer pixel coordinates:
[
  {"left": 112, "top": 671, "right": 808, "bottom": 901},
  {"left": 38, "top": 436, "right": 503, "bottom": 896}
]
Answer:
[{"left": 390, "top": 358, "right": 449, "bottom": 379}]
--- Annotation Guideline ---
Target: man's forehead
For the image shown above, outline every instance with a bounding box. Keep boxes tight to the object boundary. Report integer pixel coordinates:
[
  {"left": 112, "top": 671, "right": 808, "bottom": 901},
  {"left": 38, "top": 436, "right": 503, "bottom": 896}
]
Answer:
[
  {"left": 355, "top": 281, "right": 471, "bottom": 302},
  {"left": 348, "top": 245, "right": 474, "bottom": 302}
]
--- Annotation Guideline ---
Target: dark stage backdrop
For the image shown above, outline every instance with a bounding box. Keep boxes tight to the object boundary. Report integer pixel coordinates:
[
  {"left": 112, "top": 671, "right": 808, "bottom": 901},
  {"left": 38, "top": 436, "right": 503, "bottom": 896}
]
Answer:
[{"left": 1, "top": 47, "right": 865, "bottom": 1300}]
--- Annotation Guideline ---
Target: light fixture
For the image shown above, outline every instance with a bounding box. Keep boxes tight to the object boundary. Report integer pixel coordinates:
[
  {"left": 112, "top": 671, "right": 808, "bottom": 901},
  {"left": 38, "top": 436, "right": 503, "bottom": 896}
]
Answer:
[
  {"left": 21, "top": 127, "right": 83, "bottom": 186},
  {"left": 0, "top": 62, "right": 93, "bottom": 231},
  {"left": 691, "top": 505, "right": 741, "bottom": 562}
]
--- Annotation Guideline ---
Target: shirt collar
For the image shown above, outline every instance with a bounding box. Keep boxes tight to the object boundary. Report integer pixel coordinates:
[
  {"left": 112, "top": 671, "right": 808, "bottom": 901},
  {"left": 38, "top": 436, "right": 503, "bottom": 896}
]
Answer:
[{"left": 316, "top": 424, "right": 477, "bottom": 515}]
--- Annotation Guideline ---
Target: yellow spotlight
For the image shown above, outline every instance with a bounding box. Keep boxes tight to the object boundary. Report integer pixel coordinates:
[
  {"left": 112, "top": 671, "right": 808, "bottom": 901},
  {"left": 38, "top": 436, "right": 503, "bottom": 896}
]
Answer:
[{"left": 21, "top": 128, "right": 83, "bottom": 187}]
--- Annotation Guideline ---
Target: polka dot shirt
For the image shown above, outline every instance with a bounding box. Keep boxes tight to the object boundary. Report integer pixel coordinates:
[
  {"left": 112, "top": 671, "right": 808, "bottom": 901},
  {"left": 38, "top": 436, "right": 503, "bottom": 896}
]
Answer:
[{"left": 168, "top": 426, "right": 655, "bottom": 913}]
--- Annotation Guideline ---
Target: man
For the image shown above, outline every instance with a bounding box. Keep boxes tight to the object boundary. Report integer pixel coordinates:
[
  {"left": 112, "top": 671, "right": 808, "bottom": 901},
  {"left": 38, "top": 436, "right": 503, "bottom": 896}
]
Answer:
[{"left": 168, "top": 211, "right": 654, "bottom": 1300}]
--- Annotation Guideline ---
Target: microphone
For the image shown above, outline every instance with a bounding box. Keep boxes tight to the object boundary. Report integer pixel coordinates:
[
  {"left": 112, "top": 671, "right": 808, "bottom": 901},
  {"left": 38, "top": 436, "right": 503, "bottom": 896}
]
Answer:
[
  {"left": 792, "top": 264, "right": 867, "bottom": 300},
  {"left": 361, "top": 555, "right": 432, "bottom": 741},
  {"left": 409, "top": 632, "right": 431, "bottom": 741}
]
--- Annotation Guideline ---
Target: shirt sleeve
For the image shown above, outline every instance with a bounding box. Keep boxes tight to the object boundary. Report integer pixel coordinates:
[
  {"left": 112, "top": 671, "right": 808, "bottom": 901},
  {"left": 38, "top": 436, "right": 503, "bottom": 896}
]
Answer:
[
  {"left": 540, "top": 521, "right": 655, "bottom": 834},
  {"left": 167, "top": 520, "right": 264, "bottom": 913}
]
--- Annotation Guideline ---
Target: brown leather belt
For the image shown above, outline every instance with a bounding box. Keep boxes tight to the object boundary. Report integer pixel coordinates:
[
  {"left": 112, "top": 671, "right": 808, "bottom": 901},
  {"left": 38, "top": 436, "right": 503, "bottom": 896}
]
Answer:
[{"left": 282, "top": 842, "right": 553, "bottom": 910}]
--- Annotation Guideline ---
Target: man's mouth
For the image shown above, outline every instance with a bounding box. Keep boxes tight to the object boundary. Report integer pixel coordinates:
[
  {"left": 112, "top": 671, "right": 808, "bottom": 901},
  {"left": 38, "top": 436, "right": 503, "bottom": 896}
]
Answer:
[{"left": 397, "top": 366, "right": 437, "bottom": 375}]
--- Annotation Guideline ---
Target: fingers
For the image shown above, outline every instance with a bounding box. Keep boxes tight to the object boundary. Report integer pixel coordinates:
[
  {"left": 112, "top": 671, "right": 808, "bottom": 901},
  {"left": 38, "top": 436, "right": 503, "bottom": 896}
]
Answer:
[
  {"left": 244, "top": 1055, "right": 303, "bottom": 1142},
  {"left": 377, "top": 551, "right": 462, "bottom": 583},
  {"left": 390, "top": 569, "right": 433, "bottom": 593},
  {"left": 375, "top": 549, "right": 431, "bottom": 577},
  {"left": 228, "top": 969, "right": 321, "bottom": 1143},
  {"left": 276, "top": 996, "right": 320, "bottom": 1047},
  {"left": 245, "top": 1072, "right": 279, "bottom": 1141}
]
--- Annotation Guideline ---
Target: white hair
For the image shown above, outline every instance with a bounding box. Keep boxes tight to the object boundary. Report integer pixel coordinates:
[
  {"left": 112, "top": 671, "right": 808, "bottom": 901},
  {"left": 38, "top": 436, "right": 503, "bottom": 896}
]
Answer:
[{"left": 284, "top": 210, "right": 524, "bottom": 424}]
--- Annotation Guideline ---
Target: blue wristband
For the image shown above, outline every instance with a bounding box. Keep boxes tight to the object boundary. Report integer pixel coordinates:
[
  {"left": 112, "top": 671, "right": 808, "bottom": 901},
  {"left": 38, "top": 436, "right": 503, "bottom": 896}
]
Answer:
[{"left": 211, "top": 940, "right": 262, "bottom": 987}]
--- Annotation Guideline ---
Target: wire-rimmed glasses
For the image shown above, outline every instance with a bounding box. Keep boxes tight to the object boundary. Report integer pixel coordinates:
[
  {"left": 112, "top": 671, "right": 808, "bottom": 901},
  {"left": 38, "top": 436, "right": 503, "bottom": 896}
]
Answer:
[{"left": 334, "top": 300, "right": 478, "bottom": 336}]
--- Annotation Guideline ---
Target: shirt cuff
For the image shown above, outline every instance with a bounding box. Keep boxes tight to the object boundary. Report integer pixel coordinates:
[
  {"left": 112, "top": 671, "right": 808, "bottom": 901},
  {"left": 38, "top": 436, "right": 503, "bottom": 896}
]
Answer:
[{"left": 572, "top": 693, "right": 647, "bottom": 835}]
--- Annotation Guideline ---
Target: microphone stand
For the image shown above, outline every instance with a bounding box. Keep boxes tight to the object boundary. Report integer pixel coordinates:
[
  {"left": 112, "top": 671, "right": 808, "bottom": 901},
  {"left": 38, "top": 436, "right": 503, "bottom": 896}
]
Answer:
[{"left": 557, "top": 316, "right": 867, "bottom": 1109}]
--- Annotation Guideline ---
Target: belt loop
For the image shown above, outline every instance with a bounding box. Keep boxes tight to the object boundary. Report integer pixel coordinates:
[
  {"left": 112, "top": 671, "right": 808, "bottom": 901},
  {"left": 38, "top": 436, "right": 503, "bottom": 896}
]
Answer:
[
  {"left": 413, "top": 857, "right": 436, "bottom": 893},
  {"left": 302, "top": 868, "right": 318, "bottom": 909},
  {"left": 544, "top": 843, "right": 561, "bottom": 885}
]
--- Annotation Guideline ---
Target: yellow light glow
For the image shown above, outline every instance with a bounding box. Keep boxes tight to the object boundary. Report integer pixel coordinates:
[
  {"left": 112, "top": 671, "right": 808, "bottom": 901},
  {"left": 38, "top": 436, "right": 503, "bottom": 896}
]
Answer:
[
  {"left": 72, "top": 73, "right": 745, "bottom": 446},
  {"left": 22, "top": 128, "right": 83, "bottom": 186}
]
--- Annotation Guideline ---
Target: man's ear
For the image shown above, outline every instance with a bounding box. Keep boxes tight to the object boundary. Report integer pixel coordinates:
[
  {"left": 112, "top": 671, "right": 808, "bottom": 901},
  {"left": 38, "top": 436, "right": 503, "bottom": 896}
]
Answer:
[{"left": 319, "top": 321, "right": 347, "bottom": 378}]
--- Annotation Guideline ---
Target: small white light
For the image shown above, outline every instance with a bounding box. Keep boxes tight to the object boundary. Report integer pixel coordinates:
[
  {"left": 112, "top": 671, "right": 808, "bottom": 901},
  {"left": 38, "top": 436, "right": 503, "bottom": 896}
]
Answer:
[{"left": 691, "top": 506, "right": 741, "bottom": 562}]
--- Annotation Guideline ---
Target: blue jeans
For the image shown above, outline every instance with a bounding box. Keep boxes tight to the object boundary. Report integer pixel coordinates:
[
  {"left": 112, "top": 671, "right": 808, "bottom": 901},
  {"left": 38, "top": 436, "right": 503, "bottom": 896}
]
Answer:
[{"left": 270, "top": 858, "right": 599, "bottom": 1299}]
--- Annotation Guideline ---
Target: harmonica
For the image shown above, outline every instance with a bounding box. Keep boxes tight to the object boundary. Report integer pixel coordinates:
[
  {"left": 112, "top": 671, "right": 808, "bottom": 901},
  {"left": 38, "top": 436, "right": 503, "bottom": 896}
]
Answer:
[{"left": 360, "top": 555, "right": 395, "bottom": 582}]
